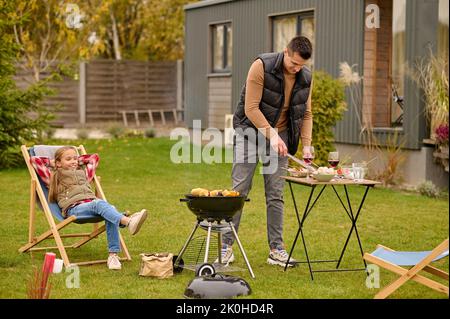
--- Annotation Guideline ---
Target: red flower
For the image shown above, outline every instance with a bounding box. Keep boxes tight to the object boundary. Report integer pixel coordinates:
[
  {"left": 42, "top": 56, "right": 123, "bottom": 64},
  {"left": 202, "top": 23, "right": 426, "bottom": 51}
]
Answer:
[{"left": 435, "top": 123, "right": 449, "bottom": 145}]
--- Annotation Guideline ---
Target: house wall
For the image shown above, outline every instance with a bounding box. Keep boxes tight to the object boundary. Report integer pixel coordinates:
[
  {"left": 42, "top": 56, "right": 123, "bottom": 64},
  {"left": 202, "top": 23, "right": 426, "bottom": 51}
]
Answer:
[
  {"left": 184, "top": 0, "right": 441, "bottom": 149},
  {"left": 208, "top": 76, "right": 232, "bottom": 130}
]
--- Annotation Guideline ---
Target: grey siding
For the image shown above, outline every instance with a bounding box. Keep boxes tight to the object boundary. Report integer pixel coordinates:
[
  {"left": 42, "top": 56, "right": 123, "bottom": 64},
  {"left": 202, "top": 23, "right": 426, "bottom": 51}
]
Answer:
[
  {"left": 185, "top": 0, "right": 440, "bottom": 149},
  {"left": 208, "top": 76, "right": 232, "bottom": 129},
  {"left": 403, "top": 0, "right": 439, "bottom": 148}
]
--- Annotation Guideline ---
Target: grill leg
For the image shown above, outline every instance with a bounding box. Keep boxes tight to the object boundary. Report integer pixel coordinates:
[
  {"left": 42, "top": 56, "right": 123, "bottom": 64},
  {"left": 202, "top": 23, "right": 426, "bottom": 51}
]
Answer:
[
  {"left": 218, "top": 230, "right": 223, "bottom": 264},
  {"left": 230, "top": 222, "right": 255, "bottom": 279},
  {"left": 204, "top": 222, "right": 212, "bottom": 263},
  {"left": 175, "top": 222, "right": 200, "bottom": 266}
]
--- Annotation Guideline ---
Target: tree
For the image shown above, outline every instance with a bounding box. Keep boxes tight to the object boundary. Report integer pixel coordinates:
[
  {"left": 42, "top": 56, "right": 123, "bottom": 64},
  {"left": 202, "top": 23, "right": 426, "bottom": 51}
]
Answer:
[
  {"left": 10, "top": 0, "right": 197, "bottom": 68},
  {"left": 11, "top": 0, "right": 110, "bottom": 82},
  {"left": 143, "top": 0, "right": 194, "bottom": 61},
  {"left": 0, "top": 0, "right": 55, "bottom": 168},
  {"left": 99, "top": 0, "right": 195, "bottom": 61}
]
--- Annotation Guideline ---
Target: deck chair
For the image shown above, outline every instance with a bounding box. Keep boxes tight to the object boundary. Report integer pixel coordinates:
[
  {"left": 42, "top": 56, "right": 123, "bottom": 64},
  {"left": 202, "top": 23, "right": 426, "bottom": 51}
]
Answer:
[
  {"left": 19, "top": 144, "right": 131, "bottom": 267},
  {"left": 364, "top": 239, "right": 449, "bottom": 299}
]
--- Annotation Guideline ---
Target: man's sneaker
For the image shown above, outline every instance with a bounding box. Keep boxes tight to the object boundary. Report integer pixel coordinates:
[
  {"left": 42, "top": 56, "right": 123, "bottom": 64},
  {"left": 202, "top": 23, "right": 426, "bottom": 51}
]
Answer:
[
  {"left": 267, "top": 249, "right": 297, "bottom": 267},
  {"left": 214, "top": 244, "right": 235, "bottom": 265},
  {"left": 107, "top": 254, "right": 122, "bottom": 270},
  {"left": 128, "top": 209, "right": 148, "bottom": 235}
]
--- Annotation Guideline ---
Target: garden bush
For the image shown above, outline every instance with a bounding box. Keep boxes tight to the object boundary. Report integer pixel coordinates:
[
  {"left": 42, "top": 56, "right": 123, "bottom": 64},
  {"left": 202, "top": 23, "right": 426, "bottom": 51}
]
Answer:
[
  {"left": 106, "top": 124, "right": 126, "bottom": 138},
  {"left": 295, "top": 71, "right": 347, "bottom": 166}
]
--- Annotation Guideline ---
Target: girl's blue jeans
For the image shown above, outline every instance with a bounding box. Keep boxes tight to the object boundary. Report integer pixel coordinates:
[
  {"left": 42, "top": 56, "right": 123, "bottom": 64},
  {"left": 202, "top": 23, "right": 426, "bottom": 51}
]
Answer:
[{"left": 66, "top": 199, "right": 124, "bottom": 253}]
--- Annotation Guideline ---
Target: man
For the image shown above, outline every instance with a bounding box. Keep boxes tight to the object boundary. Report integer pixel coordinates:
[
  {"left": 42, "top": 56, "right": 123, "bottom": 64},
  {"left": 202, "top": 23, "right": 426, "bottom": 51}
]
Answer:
[{"left": 219, "top": 36, "right": 314, "bottom": 267}]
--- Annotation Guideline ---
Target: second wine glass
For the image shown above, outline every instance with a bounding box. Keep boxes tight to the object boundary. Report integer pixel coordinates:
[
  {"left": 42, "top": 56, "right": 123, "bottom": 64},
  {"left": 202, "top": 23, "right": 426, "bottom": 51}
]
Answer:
[{"left": 328, "top": 151, "right": 339, "bottom": 168}]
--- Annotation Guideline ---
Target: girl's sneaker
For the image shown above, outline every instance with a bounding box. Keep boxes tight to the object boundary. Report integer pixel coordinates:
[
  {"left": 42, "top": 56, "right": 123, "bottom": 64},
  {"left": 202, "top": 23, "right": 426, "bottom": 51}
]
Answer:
[
  {"left": 107, "top": 254, "right": 122, "bottom": 270},
  {"left": 128, "top": 209, "right": 148, "bottom": 235}
]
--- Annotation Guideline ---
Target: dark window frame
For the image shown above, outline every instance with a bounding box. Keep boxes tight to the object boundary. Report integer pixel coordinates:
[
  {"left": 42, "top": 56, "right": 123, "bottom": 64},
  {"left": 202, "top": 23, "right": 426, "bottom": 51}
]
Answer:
[
  {"left": 211, "top": 22, "right": 232, "bottom": 73},
  {"left": 271, "top": 11, "right": 314, "bottom": 52}
]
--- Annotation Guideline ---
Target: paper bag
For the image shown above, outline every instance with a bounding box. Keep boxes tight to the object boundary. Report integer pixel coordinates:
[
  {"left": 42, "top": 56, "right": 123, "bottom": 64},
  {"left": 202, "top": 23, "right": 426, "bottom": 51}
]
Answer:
[{"left": 139, "top": 253, "right": 173, "bottom": 279}]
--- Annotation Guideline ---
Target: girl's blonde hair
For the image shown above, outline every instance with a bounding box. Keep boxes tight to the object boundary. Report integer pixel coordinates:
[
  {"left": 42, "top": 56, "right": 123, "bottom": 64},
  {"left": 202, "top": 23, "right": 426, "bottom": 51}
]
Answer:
[{"left": 48, "top": 146, "right": 77, "bottom": 203}]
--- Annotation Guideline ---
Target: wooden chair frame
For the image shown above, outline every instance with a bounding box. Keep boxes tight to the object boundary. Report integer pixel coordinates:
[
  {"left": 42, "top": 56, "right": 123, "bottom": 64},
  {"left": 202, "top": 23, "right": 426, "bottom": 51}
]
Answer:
[
  {"left": 364, "top": 239, "right": 449, "bottom": 299},
  {"left": 19, "top": 144, "right": 131, "bottom": 267}
]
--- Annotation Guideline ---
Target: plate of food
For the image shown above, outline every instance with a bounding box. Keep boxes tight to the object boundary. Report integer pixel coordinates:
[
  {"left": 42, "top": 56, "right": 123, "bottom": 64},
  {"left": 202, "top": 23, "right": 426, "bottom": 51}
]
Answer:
[{"left": 287, "top": 167, "right": 308, "bottom": 177}]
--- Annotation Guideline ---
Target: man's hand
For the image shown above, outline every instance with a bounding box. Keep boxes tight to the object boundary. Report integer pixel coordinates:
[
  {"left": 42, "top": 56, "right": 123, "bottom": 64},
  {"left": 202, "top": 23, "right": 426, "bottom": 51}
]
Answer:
[
  {"left": 270, "top": 135, "right": 288, "bottom": 157},
  {"left": 302, "top": 146, "right": 312, "bottom": 158}
]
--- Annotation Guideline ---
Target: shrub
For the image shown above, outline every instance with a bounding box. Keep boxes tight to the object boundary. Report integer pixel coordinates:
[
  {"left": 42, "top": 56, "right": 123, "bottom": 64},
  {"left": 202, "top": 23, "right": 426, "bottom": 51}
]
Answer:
[
  {"left": 373, "top": 130, "right": 406, "bottom": 186},
  {"left": 416, "top": 181, "right": 441, "bottom": 198},
  {"left": 106, "top": 124, "right": 125, "bottom": 138},
  {"left": 295, "top": 71, "right": 347, "bottom": 166},
  {"left": 144, "top": 127, "right": 156, "bottom": 138},
  {"left": 76, "top": 128, "right": 89, "bottom": 139},
  {"left": 124, "top": 129, "right": 144, "bottom": 138}
]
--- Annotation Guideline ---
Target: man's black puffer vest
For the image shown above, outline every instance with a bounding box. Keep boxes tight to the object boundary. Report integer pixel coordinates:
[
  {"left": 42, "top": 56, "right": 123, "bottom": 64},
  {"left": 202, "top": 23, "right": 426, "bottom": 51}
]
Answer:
[{"left": 233, "top": 52, "right": 312, "bottom": 155}]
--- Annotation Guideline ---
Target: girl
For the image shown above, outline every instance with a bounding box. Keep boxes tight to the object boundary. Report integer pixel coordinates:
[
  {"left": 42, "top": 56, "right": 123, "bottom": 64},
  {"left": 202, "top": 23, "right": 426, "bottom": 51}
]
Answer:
[{"left": 48, "top": 146, "right": 147, "bottom": 270}]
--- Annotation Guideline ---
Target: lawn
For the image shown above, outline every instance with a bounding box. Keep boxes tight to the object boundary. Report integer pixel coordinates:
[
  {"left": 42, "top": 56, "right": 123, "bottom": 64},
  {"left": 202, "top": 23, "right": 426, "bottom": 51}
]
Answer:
[{"left": 0, "top": 137, "right": 448, "bottom": 299}]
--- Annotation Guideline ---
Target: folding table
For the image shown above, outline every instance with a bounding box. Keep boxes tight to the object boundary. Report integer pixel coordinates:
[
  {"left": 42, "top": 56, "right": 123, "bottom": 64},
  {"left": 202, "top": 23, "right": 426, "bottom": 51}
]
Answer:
[{"left": 282, "top": 176, "right": 380, "bottom": 280}]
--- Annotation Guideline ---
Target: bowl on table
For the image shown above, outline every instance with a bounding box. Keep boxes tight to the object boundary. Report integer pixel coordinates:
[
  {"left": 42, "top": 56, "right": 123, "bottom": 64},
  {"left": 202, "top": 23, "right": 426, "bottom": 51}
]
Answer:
[
  {"left": 312, "top": 173, "right": 335, "bottom": 182},
  {"left": 312, "top": 167, "right": 336, "bottom": 182}
]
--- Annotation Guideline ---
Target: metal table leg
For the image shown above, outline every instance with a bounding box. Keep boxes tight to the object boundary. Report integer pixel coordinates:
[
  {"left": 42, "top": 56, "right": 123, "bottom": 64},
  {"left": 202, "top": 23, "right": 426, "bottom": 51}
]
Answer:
[
  {"left": 286, "top": 182, "right": 373, "bottom": 279},
  {"left": 335, "top": 185, "right": 370, "bottom": 269},
  {"left": 285, "top": 182, "right": 327, "bottom": 280}
]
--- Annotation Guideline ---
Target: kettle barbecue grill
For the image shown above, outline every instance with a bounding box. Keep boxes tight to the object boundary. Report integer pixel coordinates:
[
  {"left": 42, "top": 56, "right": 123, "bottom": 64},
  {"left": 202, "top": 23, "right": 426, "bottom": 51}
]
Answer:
[{"left": 174, "top": 194, "right": 255, "bottom": 278}]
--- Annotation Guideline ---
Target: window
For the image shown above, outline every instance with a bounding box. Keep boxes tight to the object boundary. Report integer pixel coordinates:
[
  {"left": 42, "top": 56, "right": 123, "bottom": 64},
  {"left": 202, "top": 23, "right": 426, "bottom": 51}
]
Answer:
[
  {"left": 211, "top": 23, "right": 232, "bottom": 73},
  {"left": 363, "top": 0, "right": 407, "bottom": 128},
  {"left": 390, "top": 0, "right": 406, "bottom": 127},
  {"left": 272, "top": 13, "right": 315, "bottom": 68}
]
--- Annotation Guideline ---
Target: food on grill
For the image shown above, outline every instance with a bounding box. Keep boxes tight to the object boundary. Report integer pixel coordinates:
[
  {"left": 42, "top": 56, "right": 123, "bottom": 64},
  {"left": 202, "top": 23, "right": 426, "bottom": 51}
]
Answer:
[
  {"left": 190, "top": 188, "right": 210, "bottom": 197},
  {"left": 222, "top": 190, "right": 240, "bottom": 197},
  {"left": 209, "top": 190, "right": 223, "bottom": 197},
  {"left": 190, "top": 188, "right": 240, "bottom": 197}
]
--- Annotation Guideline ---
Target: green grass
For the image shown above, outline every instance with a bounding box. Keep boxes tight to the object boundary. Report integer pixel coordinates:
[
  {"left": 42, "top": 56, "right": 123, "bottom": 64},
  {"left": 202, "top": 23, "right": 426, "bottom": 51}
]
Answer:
[{"left": 0, "top": 137, "right": 448, "bottom": 299}]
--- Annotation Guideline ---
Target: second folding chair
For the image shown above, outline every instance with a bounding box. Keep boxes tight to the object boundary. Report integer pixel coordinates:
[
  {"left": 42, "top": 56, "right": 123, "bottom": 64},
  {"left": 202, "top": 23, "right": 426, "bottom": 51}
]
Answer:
[{"left": 364, "top": 238, "right": 449, "bottom": 299}]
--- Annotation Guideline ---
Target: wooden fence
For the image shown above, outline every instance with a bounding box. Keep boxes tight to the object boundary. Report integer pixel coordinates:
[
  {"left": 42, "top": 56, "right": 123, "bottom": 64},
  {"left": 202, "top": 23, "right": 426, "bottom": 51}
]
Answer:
[{"left": 14, "top": 59, "right": 183, "bottom": 127}]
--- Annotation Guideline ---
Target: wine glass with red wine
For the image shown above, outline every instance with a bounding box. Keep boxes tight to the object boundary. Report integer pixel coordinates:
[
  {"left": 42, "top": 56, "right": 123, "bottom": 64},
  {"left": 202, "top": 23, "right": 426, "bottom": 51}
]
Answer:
[
  {"left": 303, "top": 146, "right": 315, "bottom": 179},
  {"left": 328, "top": 152, "right": 340, "bottom": 168}
]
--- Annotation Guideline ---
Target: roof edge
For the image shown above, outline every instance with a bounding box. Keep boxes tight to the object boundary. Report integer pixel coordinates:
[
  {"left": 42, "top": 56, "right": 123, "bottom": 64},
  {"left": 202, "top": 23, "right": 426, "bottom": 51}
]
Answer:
[{"left": 184, "top": 0, "right": 235, "bottom": 11}]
